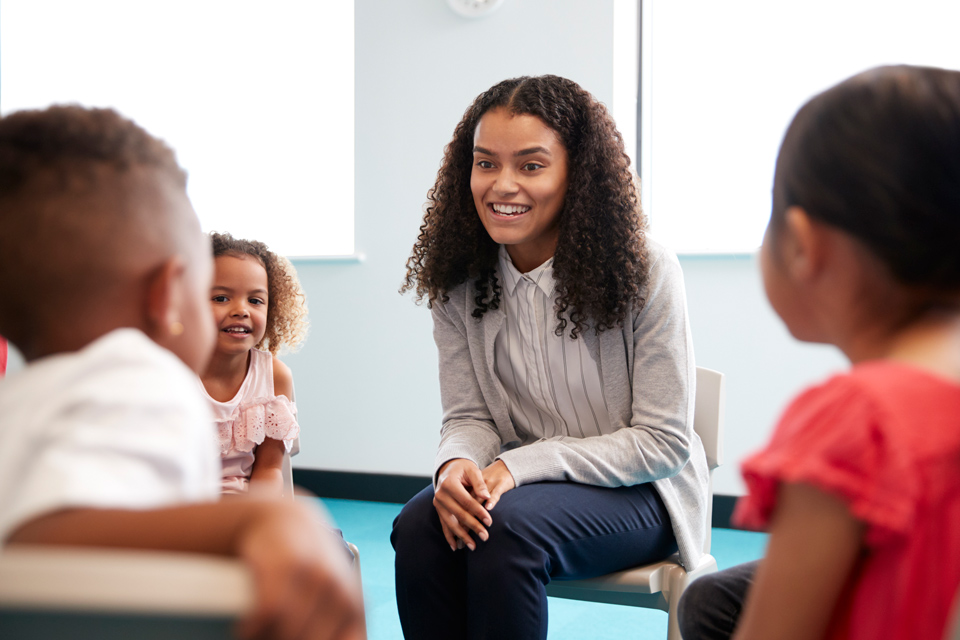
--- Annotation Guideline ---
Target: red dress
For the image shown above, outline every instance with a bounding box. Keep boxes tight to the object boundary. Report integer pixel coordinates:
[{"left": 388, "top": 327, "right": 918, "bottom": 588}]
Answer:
[{"left": 734, "top": 362, "right": 960, "bottom": 640}]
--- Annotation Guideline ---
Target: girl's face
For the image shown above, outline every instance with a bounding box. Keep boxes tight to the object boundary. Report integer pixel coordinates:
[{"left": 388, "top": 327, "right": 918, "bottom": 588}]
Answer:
[
  {"left": 471, "top": 107, "right": 569, "bottom": 273},
  {"left": 210, "top": 254, "right": 269, "bottom": 357}
]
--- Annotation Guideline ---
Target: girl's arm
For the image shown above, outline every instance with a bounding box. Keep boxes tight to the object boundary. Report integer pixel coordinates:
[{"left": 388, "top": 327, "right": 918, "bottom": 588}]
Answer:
[
  {"left": 249, "top": 438, "right": 286, "bottom": 497},
  {"left": 733, "top": 482, "right": 864, "bottom": 640},
  {"left": 248, "top": 358, "right": 296, "bottom": 497},
  {"left": 7, "top": 500, "right": 365, "bottom": 640}
]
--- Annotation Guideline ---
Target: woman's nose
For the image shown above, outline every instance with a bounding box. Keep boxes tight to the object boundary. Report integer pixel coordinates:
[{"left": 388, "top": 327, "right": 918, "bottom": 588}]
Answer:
[{"left": 493, "top": 169, "right": 519, "bottom": 195}]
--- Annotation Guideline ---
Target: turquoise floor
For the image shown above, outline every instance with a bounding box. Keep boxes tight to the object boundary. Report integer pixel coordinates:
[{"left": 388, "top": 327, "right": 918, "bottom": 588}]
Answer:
[{"left": 320, "top": 498, "right": 767, "bottom": 640}]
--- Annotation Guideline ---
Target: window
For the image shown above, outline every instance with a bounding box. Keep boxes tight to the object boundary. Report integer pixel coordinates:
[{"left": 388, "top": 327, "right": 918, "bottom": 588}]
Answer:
[
  {"left": 634, "top": 0, "right": 960, "bottom": 254},
  {"left": 0, "top": 1, "right": 355, "bottom": 258}
]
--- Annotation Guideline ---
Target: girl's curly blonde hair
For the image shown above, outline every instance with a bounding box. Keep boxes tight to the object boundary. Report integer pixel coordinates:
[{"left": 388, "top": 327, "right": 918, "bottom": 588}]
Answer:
[{"left": 210, "top": 232, "right": 308, "bottom": 355}]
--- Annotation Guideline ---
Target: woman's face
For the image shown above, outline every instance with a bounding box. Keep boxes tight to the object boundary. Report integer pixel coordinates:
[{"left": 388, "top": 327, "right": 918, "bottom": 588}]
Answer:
[{"left": 471, "top": 107, "right": 569, "bottom": 273}]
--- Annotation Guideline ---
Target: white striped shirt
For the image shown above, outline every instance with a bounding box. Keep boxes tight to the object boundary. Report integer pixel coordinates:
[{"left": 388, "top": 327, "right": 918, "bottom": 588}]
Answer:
[{"left": 494, "top": 246, "right": 611, "bottom": 444}]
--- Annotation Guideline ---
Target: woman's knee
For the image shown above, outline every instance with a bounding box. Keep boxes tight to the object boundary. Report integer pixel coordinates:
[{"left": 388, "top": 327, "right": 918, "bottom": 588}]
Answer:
[{"left": 391, "top": 485, "right": 439, "bottom": 551}]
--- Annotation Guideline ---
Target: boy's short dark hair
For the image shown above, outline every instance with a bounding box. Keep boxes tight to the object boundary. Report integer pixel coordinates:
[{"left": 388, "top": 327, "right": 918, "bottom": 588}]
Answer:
[
  {"left": 0, "top": 105, "right": 192, "bottom": 352},
  {"left": 0, "top": 105, "right": 185, "bottom": 199}
]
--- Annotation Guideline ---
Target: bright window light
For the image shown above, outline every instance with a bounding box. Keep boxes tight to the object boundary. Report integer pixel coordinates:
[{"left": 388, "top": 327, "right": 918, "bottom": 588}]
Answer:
[
  {"left": 638, "top": 0, "right": 960, "bottom": 254},
  {"left": 0, "top": 1, "right": 355, "bottom": 258}
]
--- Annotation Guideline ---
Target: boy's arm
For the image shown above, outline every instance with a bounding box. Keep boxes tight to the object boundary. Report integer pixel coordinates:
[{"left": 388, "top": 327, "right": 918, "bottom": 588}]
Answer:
[
  {"left": 7, "top": 501, "right": 365, "bottom": 640},
  {"left": 733, "top": 483, "right": 864, "bottom": 640}
]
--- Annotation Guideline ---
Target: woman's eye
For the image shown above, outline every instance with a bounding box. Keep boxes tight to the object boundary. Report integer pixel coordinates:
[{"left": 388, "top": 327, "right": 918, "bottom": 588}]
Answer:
[
  {"left": 522, "top": 162, "right": 543, "bottom": 171},
  {"left": 476, "top": 160, "right": 494, "bottom": 169}
]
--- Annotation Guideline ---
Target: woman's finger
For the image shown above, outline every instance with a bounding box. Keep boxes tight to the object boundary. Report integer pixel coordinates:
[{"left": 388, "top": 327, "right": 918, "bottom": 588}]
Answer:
[
  {"left": 481, "top": 460, "right": 516, "bottom": 511},
  {"left": 437, "top": 512, "right": 459, "bottom": 552},
  {"left": 434, "top": 499, "right": 485, "bottom": 549},
  {"left": 436, "top": 477, "right": 492, "bottom": 529},
  {"left": 463, "top": 464, "right": 492, "bottom": 502},
  {"left": 435, "top": 492, "right": 489, "bottom": 542},
  {"left": 484, "top": 488, "right": 501, "bottom": 511}
]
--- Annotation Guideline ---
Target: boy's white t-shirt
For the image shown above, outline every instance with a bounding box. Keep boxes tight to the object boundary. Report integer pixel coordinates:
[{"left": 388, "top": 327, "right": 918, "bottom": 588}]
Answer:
[{"left": 0, "top": 329, "right": 220, "bottom": 543}]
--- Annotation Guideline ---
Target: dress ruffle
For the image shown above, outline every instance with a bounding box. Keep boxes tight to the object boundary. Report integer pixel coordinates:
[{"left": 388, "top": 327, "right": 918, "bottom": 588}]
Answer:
[{"left": 215, "top": 395, "right": 299, "bottom": 454}]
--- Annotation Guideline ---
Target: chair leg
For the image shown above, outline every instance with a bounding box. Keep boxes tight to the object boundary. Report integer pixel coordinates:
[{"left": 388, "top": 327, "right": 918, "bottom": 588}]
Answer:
[
  {"left": 665, "top": 555, "right": 719, "bottom": 640},
  {"left": 665, "top": 564, "right": 689, "bottom": 640}
]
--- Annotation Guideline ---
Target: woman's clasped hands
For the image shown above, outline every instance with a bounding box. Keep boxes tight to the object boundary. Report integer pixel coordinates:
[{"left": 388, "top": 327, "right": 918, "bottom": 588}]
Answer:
[{"left": 432, "top": 458, "right": 516, "bottom": 551}]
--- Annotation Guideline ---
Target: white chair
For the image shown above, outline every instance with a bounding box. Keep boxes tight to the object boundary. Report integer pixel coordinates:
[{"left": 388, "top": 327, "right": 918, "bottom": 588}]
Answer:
[{"left": 545, "top": 366, "right": 725, "bottom": 640}]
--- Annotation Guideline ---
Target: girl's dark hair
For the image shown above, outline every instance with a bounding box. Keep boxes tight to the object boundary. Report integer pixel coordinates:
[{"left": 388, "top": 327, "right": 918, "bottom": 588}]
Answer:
[
  {"left": 401, "top": 75, "right": 648, "bottom": 338},
  {"left": 210, "top": 232, "right": 308, "bottom": 355},
  {"left": 772, "top": 65, "right": 960, "bottom": 293}
]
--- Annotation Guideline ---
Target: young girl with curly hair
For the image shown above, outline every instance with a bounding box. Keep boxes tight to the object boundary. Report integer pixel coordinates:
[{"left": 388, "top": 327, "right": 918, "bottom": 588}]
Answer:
[
  {"left": 200, "top": 232, "right": 309, "bottom": 497},
  {"left": 392, "top": 74, "right": 710, "bottom": 639}
]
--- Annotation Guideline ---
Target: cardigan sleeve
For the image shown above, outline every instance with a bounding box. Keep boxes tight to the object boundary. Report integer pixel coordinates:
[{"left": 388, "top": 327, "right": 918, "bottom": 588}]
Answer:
[
  {"left": 431, "top": 299, "right": 504, "bottom": 485},
  {"left": 496, "top": 244, "right": 698, "bottom": 488}
]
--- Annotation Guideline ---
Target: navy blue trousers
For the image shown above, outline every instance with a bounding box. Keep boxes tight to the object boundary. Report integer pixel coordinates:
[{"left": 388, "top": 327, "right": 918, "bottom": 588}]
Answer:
[{"left": 391, "top": 481, "right": 677, "bottom": 640}]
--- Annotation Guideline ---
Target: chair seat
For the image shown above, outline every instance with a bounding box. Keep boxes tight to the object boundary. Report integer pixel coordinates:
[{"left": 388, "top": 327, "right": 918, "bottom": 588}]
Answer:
[
  {"left": 547, "top": 553, "right": 718, "bottom": 608},
  {"left": 0, "top": 545, "right": 253, "bottom": 616}
]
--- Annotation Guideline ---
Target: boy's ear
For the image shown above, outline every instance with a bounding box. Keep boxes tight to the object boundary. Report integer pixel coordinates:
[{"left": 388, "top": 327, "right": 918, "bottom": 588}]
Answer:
[
  {"left": 144, "top": 256, "right": 186, "bottom": 340},
  {"left": 782, "top": 206, "right": 825, "bottom": 283}
]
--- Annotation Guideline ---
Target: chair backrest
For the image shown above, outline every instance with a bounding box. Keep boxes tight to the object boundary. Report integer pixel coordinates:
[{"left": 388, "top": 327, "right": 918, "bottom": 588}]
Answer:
[
  {"left": 282, "top": 381, "right": 300, "bottom": 499},
  {"left": 693, "top": 367, "right": 725, "bottom": 471},
  {"left": 693, "top": 366, "right": 725, "bottom": 555}
]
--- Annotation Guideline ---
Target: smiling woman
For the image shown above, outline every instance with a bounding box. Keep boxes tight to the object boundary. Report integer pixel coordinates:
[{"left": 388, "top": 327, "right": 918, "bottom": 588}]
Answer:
[{"left": 394, "top": 75, "right": 710, "bottom": 640}]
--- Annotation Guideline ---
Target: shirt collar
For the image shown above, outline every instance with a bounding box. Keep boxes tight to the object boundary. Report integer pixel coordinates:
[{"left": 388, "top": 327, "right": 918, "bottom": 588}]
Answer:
[{"left": 498, "top": 245, "right": 556, "bottom": 297}]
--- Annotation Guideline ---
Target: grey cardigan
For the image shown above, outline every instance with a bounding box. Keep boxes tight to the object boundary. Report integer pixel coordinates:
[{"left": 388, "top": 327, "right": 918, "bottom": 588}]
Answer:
[{"left": 432, "top": 239, "right": 710, "bottom": 569}]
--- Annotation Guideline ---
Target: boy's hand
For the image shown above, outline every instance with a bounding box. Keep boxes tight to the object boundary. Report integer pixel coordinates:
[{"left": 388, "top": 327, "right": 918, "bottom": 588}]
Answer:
[{"left": 236, "top": 502, "right": 365, "bottom": 640}]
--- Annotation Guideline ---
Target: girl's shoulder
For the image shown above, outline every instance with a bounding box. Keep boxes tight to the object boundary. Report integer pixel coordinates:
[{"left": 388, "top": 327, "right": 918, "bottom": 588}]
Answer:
[
  {"left": 249, "top": 349, "right": 294, "bottom": 400},
  {"left": 760, "top": 361, "right": 960, "bottom": 479},
  {"left": 271, "top": 356, "right": 294, "bottom": 400}
]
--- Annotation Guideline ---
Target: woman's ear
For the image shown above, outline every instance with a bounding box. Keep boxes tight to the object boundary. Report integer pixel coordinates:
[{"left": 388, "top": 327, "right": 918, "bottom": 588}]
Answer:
[
  {"left": 782, "top": 206, "right": 826, "bottom": 284},
  {"left": 144, "top": 256, "right": 187, "bottom": 342}
]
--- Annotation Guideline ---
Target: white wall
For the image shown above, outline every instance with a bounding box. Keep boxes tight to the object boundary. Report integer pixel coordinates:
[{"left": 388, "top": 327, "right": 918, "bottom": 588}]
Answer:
[{"left": 3, "top": 0, "right": 849, "bottom": 496}]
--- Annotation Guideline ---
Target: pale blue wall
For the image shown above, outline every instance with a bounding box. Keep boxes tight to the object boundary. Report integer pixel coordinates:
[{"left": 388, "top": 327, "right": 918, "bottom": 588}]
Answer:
[
  {"left": 279, "top": 0, "right": 848, "bottom": 496},
  {"left": 4, "top": 0, "right": 849, "bottom": 496}
]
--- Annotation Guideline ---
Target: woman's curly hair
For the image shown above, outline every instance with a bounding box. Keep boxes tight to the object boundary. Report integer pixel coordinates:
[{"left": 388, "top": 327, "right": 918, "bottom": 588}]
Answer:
[
  {"left": 401, "top": 75, "right": 649, "bottom": 338},
  {"left": 210, "top": 232, "right": 308, "bottom": 355}
]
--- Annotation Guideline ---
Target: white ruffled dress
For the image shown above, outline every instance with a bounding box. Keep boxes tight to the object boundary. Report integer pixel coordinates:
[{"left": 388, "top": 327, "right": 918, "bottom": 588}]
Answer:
[{"left": 200, "top": 348, "right": 300, "bottom": 494}]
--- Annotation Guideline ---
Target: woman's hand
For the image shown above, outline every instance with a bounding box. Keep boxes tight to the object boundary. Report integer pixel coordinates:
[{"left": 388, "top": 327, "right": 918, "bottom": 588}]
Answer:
[
  {"left": 433, "top": 458, "right": 493, "bottom": 551},
  {"left": 480, "top": 460, "right": 515, "bottom": 511}
]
